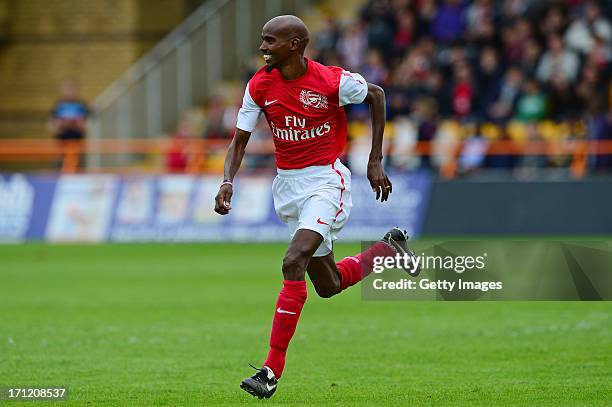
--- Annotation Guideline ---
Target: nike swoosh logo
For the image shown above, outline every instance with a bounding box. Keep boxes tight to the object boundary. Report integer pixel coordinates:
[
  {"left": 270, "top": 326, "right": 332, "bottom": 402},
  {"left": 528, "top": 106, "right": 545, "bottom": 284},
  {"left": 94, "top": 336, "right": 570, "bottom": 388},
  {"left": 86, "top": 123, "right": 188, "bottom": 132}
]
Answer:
[
  {"left": 317, "top": 218, "right": 329, "bottom": 225},
  {"left": 266, "top": 383, "right": 277, "bottom": 391},
  {"left": 346, "top": 256, "right": 360, "bottom": 263},
  {"left": 277, "top": 307, "right": 296, "bottom": 315},
  {"left": 264, "top": 99, "right": 278, "bottom": 106}
]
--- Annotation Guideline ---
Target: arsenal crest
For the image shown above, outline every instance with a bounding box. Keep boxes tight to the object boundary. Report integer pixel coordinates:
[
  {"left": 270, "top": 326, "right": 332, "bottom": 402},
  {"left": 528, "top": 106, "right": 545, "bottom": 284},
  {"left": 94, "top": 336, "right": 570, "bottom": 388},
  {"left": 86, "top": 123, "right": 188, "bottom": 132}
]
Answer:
[{"left": 300, "top": 89, "right": 328, "bottom": 109}]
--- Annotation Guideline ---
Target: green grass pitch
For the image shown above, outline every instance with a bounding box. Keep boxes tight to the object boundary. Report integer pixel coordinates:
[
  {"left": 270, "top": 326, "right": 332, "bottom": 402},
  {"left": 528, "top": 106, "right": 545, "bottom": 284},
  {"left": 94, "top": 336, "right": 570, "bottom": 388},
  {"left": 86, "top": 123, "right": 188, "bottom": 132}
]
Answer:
[{"left": 1, "top": 243, "right": 610, "bottom": 406}]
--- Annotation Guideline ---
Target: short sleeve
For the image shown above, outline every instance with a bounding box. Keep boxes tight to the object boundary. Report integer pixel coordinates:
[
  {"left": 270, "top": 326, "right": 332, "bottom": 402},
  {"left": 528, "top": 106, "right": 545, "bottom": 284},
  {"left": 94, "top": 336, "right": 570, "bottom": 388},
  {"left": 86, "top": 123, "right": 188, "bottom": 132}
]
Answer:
[
  {"left": 236, "top": 82, "right": 262, "bottom": 132},
  {"left": 339, "top": 71, "right": 368, "bottom": 106}
]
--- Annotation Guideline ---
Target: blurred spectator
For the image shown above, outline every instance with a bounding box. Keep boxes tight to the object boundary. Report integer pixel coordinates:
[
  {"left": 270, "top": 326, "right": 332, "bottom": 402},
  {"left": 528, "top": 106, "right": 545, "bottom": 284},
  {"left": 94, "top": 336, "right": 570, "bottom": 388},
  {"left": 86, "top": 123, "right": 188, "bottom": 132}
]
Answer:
[
  {"left": 348, "top": 117, "right": 380, "bottom": 175},
  {"left": 390, "top": 116, "right": 418, "bottom": 170},
  {"left": 390, "top": 0, "right": 412, "bottom": 12},
  {"left": 415, "top": 0, "right": 438, "bottom": 38},
  {"left": 360, "top": 0, "right": 395, "bottom": 59},
  {"left": 459, "top": 123, "right": 489, "bottom": 173},
  {"left": 476, "top": 47, "right": 503, "bottom": 119},
  {"left": 414, "top": 36, "right": 437, "bottom": 71},
  {"left": 315, "top": 18, "right": 341, "bottom": 54},
  {"left": 538, "top": 5, "right": 568, "bottom": 38},
  {"left": 565, "top": 0, "right": 612, "bottom": 55},
  {"left": 501, "top": 17, "right": 533, "bottom": 64},
  {"left": 585, "top": 35, "right": 612, "bottom": 71},
  {"left": 392, "top": 9, "right": 416, "bottom": 58},
  {"left": 488, "top": 66, "right": 523, "bottom": 122},
  {"left": 432, "top": 119, "right": 461, "bottom": 170},
  {"left": 515, "top": 79, "right": 547, "bottom": 122},
  {"left": 406, "top": 46, "right": 433, "bottom": 82},
  {"left": 438, "top": 41, "right": 470, "bottom": 74},
  {"left": 386, "top": 66, "right": 413, "bottom": 119},
  {"left": 471, "top": 17, "right": 499, "bottom": 51},
  {"left": 431, "top": 0, "right": 467, "bottom": 43},
  {"left": 47, "top": 79, "right": 89, "bottom": 141},
  {"left": 536, "top": 33, "right": 580, "bottom": 83},
  {"left": 245, "top": 120, "right": 275, "bottom": 169},
  {"left": 320, "top": 49, "right": 343, "bottom": 67},
  {"left": 166, "top": 121, "right": 192, "bottom": 173},
  {"left": 424, "top": 69, "right": 451, "bottom": 116},
  {"left": 519, "top": 38, "right": 542, "bottom": 78},
  {"left": 202, "top": 95, "right": 231, "bottom": 140},
  {"left": 412, "top": 97, "right": 439, "bottom": 169},
  {"left": 465, "top": 0, "right": 495, "bottom": 40},
  {"left": 587, "top": 92, "right": 612, "bottom": 170},
  {"left": 575, "top": 62, "right": 606, "bottom": 108},
  {"left": 501, "top": 0, "right": 533, "bottom": 19},
  {"left": 385, "top": 42, "right": 437, "bottom": 118},
  {"left": 451, "top": 62, "right": 475, "bottom": 119},
  {"left": 548, "top": 73, "right": 580, "bottom": 121},
  {"left": 337, "top": 21, "right": 368, "bottom": 70},
  {"left": 361, "top": 49, "right": 389, "bottom": 85}
]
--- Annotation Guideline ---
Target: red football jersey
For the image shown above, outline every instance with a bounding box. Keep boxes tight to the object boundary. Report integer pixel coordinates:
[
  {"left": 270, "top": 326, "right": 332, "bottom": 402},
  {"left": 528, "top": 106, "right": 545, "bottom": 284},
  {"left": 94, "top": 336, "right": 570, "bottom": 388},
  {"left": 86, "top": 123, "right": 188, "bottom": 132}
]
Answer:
[{"left": 237, "top": 59, "right": 367, "bottom": 170}]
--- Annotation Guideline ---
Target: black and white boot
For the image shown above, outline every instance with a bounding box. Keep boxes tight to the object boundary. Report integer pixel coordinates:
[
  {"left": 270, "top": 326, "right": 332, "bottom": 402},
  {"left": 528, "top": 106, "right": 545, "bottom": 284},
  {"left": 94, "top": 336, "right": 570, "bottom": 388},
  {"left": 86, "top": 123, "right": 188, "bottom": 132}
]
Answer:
[
  {"left": 240, "top": 365, "right": 278, "bottom": 399},
  {"left": 381, "top": 227, "right": 421, "bottom": 276}
]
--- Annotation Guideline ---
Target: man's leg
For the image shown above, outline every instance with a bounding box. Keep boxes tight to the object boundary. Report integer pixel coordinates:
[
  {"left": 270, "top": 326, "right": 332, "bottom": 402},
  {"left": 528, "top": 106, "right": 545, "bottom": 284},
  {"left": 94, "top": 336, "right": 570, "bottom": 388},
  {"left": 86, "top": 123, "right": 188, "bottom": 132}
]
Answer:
[
  {"left": 307, "top": 240, "right": 396, "bottom": 298},
  {"left": 241, "top": 229, "right": 321, "bottom": 399},
  {"left": 263, "top": 229, "right": 322, "bottom": 378},
  {"left": 306, "top": 253, "right": 342, "bottom": 298},
  {"left": 307, "top": 228, "right": 417, "bottom": 298}
]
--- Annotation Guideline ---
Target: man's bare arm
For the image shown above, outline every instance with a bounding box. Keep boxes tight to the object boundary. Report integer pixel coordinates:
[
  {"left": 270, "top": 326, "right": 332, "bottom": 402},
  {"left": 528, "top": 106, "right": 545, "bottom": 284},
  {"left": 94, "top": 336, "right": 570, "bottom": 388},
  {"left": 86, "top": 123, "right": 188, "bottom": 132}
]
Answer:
[
  {"left": 364, "top": 82, "right": 392, "bottom": 202},
  {"left": 214, "top": 128, "right": 251, "bottom": 215}
]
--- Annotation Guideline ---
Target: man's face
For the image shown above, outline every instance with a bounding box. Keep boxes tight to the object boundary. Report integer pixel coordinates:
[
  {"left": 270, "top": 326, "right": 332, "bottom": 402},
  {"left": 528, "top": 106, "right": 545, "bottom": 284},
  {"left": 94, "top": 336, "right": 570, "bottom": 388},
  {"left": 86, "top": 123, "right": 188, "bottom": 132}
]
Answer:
[
  {"left": 259, "top": 24, "right": 295, "bottom": 68},
  {"left": 61, "top": 81, "right": 79, "bottom": 99}
]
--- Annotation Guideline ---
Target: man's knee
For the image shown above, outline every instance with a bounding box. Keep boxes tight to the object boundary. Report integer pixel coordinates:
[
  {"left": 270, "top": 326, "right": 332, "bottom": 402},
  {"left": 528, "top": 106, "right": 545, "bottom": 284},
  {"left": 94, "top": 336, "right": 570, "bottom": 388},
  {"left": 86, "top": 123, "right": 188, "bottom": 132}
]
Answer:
[{"left": 282, "top": 250, "right": 310, "bottom": 280}]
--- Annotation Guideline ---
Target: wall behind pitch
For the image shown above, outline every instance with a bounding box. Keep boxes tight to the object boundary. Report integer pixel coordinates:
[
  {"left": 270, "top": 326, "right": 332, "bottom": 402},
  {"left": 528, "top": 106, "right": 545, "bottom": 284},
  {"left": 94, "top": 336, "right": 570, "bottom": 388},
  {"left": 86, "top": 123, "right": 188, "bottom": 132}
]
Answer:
[
  {"left": 0, "top": 172, "right": 432, "bottom": 242},
  {"left": 422, "top": 178, "right": 612, "bottom": 235},
  {"left": 4, "top": 173, "right": 612, "bottom": 241}
]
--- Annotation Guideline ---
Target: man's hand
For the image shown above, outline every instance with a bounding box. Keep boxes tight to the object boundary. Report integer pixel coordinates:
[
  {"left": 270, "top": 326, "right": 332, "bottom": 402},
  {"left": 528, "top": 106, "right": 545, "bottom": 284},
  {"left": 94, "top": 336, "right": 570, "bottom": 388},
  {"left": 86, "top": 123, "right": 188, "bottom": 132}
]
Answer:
[
  {"left": 367, "top": 159, "right": 392, "bottom": 202},
  {"left": 214, "top": 184, "right": 233, "bottom": 215}
]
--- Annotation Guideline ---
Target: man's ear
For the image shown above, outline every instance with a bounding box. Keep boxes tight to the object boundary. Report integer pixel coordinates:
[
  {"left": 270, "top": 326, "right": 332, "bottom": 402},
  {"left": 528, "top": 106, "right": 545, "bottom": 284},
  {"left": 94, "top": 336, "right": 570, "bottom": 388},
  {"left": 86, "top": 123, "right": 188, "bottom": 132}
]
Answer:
[{"left": 290, "top": 37, "right": 301, "bottom": 51}]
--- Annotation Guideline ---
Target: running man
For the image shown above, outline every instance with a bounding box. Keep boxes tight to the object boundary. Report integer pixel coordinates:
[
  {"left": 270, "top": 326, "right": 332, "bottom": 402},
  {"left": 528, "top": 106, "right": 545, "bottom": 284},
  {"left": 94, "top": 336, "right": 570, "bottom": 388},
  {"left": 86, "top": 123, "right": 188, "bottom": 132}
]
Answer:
[{"left": 214, "top": 15, "right": 417, "bottom": 399}]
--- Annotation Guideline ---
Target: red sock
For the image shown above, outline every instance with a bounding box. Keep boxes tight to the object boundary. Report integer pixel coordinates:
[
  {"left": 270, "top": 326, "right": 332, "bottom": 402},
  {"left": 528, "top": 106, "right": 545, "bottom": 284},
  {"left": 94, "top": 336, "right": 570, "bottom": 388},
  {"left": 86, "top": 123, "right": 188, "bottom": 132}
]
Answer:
[
  {"left": 263, "top": 280, "right": 307, "bottom": 379},
  {"left": 336, "top": 242, "right": 395, "bottom": 290}
]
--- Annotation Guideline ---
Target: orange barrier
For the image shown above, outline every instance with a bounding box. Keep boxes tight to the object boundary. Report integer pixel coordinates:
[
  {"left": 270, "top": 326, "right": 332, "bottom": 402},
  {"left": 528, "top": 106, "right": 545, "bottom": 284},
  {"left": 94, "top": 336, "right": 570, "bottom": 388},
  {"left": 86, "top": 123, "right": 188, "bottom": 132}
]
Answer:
[{"left": 1, "top": 138, "right": 612, "bottom": 178}]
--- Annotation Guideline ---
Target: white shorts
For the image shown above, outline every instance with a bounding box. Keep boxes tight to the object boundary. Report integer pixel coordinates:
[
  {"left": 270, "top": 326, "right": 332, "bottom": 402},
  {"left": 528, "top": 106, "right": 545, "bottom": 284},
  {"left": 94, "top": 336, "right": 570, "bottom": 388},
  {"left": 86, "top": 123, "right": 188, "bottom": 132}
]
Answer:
[{"left": 272, "top": 159, "right": 352, "bottom": 257}]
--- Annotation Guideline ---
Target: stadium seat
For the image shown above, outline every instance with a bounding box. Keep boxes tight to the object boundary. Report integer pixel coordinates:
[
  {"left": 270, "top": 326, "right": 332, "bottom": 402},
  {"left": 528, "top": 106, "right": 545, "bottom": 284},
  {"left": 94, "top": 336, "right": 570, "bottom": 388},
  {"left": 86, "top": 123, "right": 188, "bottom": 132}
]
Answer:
[
  {"left": 506, "top": 121, "right": 528, "bottom": 141},
  {"left": 481, "top": 123, "right": 502, "bottom": 140}
]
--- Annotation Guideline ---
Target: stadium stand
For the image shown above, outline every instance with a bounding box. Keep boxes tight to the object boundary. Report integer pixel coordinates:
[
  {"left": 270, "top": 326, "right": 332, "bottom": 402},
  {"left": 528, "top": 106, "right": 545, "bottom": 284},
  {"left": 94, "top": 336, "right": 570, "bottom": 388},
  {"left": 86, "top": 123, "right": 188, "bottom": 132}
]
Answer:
[
  {"left": 184, "top": 0, "right": 612, "bottom": 178},
  {"left": 0, "top": 0, "right": 610, "bottom": 178}
]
